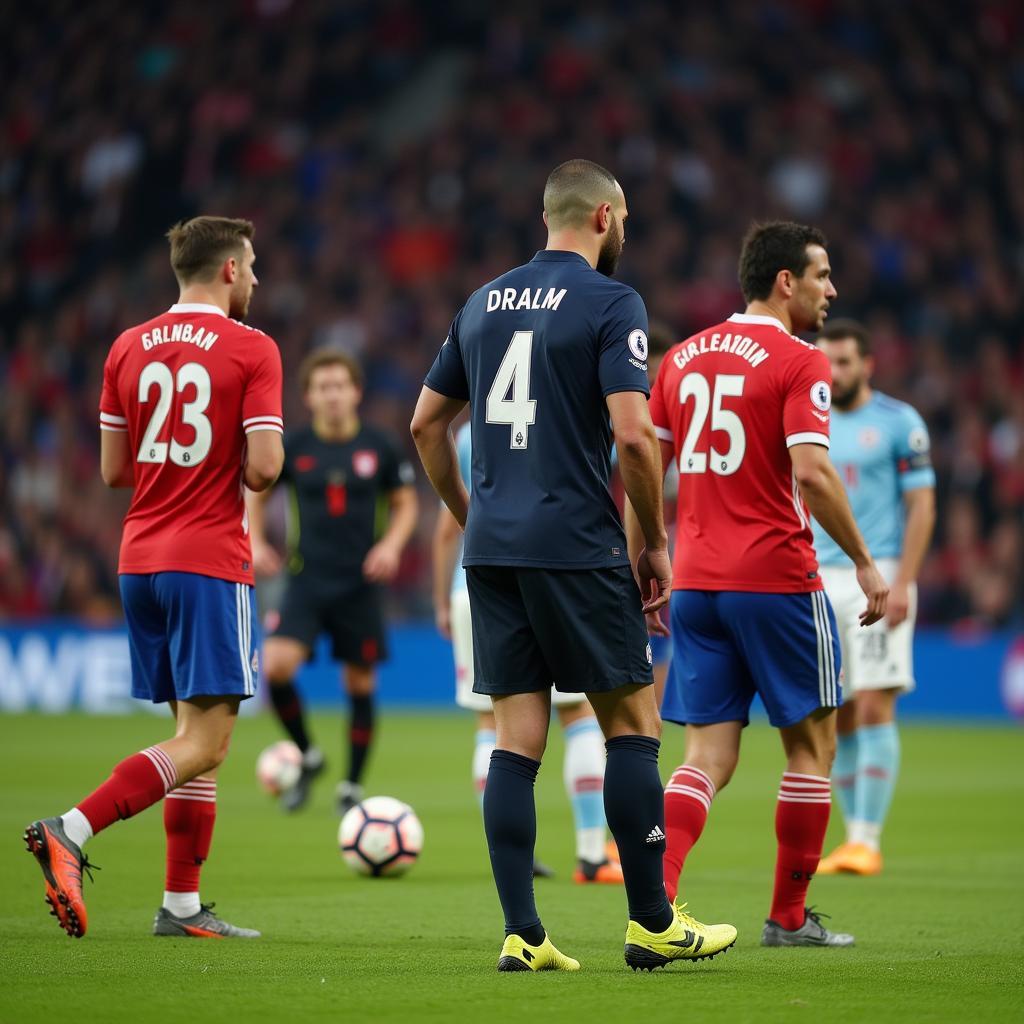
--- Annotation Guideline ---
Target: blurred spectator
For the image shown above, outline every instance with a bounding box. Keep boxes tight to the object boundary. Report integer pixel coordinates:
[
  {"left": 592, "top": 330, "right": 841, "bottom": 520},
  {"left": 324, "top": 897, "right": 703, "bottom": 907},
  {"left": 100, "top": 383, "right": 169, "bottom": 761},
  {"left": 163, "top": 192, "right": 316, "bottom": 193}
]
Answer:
[{"left": 1, "top": 0, "right": 1022, "bottom": 626}]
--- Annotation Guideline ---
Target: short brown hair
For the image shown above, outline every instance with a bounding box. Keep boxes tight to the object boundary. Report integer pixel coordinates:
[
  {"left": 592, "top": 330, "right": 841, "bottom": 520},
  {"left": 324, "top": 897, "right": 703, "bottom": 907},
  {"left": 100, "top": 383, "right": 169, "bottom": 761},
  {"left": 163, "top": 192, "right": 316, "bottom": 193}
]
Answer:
[
  {"left": 166, "top": 216, "right": 254, "bottom": 284},
  {"left": 543, "top": 159, "right": 619, "bottom": 230},
  {"left": 818, "top": 318, "right": 870, "bottom": 356},
  {"left": 298, "top": 348, "right": 364, "bottom": 393},
  {"left": 738, "top": 221, "right": 827, "bottom": 303}
]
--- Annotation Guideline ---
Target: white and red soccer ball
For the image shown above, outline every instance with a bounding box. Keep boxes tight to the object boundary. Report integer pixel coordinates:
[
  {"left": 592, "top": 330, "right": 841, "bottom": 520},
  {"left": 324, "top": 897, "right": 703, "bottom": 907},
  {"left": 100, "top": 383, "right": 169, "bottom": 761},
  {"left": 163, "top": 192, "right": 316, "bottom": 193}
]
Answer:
[
  {"left": 256, "top": 740, "right": 302, "bottom": 796},
  {"left": 339, "top": 796, "right": 424, "bottom": 877}
]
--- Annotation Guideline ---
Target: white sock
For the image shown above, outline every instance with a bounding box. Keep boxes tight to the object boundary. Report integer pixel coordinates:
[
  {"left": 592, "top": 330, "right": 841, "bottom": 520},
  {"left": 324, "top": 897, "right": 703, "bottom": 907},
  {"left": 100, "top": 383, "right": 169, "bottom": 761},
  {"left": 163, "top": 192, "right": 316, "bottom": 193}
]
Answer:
[
  {"left": 562, "top": 717, "right": 608, "bottom": 864},
  {"left": 848, "top": 819, "right": 882, "bottom": 852},
  {"left": 61, "top": 808, "right": 93, "bottom": 849},
  {"left": 473, "top": 729, "right": 496, "bottom": 809},
  {"left": 163, "top": 891, "right": 201, "bottom": 918}
]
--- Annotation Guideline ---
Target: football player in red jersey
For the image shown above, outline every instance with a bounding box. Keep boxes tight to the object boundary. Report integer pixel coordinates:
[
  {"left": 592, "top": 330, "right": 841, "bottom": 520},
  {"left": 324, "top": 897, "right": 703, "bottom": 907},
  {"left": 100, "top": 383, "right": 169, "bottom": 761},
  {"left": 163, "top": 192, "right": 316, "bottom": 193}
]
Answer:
[
  {"left": 24, "top": 216, "right": 284, "bottom": 939},
  {"left": 642, "top": 222, "right": 888, "bottom": 947}
]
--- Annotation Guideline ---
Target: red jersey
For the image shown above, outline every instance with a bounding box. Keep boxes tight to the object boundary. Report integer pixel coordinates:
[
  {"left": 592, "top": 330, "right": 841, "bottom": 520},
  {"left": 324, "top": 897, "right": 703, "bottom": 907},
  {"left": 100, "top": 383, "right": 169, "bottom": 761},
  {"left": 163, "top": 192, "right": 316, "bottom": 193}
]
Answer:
[
  {"left": 648, "top": 312, "right": 833, "bottom": 593},
  {"left": 100, "top": 302, "right": 283, "bottom": 585}
]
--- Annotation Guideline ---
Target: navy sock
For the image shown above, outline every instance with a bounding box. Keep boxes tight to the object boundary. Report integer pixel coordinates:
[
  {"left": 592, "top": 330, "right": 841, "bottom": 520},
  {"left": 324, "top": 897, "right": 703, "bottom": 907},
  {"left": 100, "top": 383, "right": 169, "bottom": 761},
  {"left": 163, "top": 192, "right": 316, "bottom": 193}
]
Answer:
[
  {"left": 605, "top": 735, "right": 674, "bottom": 933},
  {"left": 483, "top": 750, "right": 545, "bottom": 946},
  {"left": 347, "top": 694, "right": 375, "bottom": 785},
  {"left": 269, "top": 681, "right": 311, "bottom": 753}
]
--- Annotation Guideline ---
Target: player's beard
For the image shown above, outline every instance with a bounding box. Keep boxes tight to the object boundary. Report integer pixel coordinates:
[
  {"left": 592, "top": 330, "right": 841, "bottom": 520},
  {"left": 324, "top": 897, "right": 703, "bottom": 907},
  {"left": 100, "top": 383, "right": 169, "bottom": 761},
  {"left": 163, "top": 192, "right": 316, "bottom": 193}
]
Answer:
[
  {"left": 831, "top": 376, "right": 863, "bottom": 410},
  {"left": 596, "top": 215, "right": 623, "bottom": 277},
  {"left": 229, "top": 284, "right": 251, "bottom": 320}
]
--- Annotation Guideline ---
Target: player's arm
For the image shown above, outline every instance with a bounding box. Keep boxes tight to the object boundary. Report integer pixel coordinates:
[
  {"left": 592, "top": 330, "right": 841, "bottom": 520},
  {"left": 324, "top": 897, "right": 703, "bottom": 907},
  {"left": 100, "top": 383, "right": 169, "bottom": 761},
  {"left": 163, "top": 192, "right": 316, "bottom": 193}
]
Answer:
[
  {"left": 410, "top": 386, "right": 470, "bottom": 528},
  {"left": 245, "top": 484, "right": 281, "bottom": 576},
  {"left": 363, "top": 484, "right": 419, "bottom": 584},
  {"left": 607, "top": 390, "right": 670, "bottom": 614},
  {"left": 432, "top": 505, "right": 462, "bottom": 639},
  {"left": 888, "top": 485, "right": 935, "bottom": 627},
  {"left": 100, "top": 430, "right": 134, "bottom": 488},
  {"left": 244, "top": 429, "right": 284, "bottom": 492},
  {"left": 789, "top": 442, "right": 888, "bottom": 625}
]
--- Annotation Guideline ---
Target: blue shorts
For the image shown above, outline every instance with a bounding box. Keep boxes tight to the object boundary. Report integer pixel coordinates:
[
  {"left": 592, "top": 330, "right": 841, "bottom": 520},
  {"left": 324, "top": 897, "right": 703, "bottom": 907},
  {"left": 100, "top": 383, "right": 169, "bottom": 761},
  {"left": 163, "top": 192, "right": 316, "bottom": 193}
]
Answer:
[
  {"left": 120, "top": 572, "right": 259, "bottom": 704},
  {"left": 661, "top": 589, "right": 841, "bottom": 729},
  {"left": 650, "top": 634, "right": 671, "bottom": 666}
]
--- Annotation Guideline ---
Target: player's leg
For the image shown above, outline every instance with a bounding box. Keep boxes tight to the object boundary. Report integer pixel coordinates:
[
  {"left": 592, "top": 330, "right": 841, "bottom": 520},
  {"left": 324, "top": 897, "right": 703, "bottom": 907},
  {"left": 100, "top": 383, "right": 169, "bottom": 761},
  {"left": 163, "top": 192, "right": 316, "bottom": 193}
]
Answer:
[
  {"left": 846, "top": 686, "right": 900, "bottom": 860},
  {"left": 154, "top": 697, "right": 257, "bottom": 938},
  {"left": 817, "top": 566, "right": 862, "bottom": 868},
  {"left": 467, "top": 565, "right": 578, "bottom": 972},
  {"left": 661, "top": 590, "right": 753, "bottom": 903},
  {"left": 663, "top": 722, "right": 741, "bottom": 903},
  {"left": 264, "top": 582, "right": 325, "bottom": 811},
  {"left": 329, "top": 582, "right": 386, "bottom": 815},
  {"left": 554, "top": 698, "right": 622, "bottom": 883},
  {"left": 337, "top": 661, "right": 376, "bottom": 814}
]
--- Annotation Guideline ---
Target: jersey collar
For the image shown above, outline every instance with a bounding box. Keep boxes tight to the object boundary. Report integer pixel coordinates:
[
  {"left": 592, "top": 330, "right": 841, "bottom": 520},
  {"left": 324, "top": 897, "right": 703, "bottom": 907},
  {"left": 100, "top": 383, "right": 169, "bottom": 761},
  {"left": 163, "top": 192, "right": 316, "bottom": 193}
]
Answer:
[
  {"left": 169, "top": 303, "right": 227, "bottom": 317},
  {"left": 530, "top": 250, "right": 590, "bottom": 266},
  {"left": 728, "top": 312, "right": 788, "bottom": 332}
]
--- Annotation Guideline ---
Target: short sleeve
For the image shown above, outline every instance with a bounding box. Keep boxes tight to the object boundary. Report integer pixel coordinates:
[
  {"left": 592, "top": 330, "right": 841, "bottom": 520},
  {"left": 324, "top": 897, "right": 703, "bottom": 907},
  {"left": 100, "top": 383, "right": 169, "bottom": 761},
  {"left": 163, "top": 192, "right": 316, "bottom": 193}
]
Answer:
[
  {"left": 242, "top": 334, "right": 284, "bottom": 435},
  {"left": 424, "top": 311, "right": 470, "bottom": 401},
  {"left": 380, "top": 433, "right": 416, "bottom": 490},
  {"left": 784, "top": 348, "right": 832, "bottom": 449},
  {"left": 894, "top": 407, "right": 936, "bottom": 491},
  {"left": 647, "top": 350, "right": 674, "bottom": 448},
  {"left": 99, "top": 343, "right": 127, "bottom": 432},
  {"left": 597, "top": 290, "right": 651, "bottom": 398}
]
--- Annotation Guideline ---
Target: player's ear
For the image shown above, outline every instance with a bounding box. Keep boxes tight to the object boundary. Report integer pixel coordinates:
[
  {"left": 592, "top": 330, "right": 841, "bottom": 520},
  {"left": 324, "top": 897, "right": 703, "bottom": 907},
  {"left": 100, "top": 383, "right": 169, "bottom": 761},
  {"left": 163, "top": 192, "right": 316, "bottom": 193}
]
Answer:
[
  {"left": 542, "top": 210, "right": 549, "bottom": 229},
  {"left": 776, "top": 268, "right": 794, "bottom": 298},
  {"left": 596, "top": 202, "right": 611, "bottom": 234},
  {"left": 222, "top": 256, "right": 238, "bottom": 285}
]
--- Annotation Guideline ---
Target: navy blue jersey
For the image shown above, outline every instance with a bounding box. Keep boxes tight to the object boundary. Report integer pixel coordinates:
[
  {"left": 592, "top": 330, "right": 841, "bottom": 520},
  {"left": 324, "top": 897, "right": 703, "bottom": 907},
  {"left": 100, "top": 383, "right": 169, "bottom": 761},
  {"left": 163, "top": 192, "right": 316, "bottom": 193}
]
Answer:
[{"left": 425, "top": 250, "right": 650, "bottom": 569}]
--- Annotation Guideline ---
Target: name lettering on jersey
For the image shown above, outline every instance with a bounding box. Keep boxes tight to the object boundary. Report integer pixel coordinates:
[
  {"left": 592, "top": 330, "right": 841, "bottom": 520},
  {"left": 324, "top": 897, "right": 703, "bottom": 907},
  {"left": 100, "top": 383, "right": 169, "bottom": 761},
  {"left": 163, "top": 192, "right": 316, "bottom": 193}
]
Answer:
[
  {"left": 485, "top": 287, "right": 567, "bottom": 313},
  {"left": 141, "top": 322, "right": 219, "bottom": 352},
  {"left": 672, "top": 333, "right": 769, "bottom": 371}
]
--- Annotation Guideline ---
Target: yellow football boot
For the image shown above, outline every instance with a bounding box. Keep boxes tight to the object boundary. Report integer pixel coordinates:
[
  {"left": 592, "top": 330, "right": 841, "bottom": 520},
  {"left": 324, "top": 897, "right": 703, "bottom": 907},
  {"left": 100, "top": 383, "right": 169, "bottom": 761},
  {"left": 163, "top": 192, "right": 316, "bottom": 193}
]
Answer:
[
  {"left": 497, "top": 932, "right": 581, "bottom": 972},
  {"left": 624, "top": 903, "right": 737, "bottom": 971}
]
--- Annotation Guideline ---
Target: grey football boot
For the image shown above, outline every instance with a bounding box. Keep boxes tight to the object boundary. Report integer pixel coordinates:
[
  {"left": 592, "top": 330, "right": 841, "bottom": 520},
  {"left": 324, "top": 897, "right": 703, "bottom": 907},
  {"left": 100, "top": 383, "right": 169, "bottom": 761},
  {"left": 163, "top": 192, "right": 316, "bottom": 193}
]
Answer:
[
  {"left": 761, "top": 907, "right": 854, "bottom": 947},
  {"left": 153, "top": 903, "right": 261, "bottom": 938}
]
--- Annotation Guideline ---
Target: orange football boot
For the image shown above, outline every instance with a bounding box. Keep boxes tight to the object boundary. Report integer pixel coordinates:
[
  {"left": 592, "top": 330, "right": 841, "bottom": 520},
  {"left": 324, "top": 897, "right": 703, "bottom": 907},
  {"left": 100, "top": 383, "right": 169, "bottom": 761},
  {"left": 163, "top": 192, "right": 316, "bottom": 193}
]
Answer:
[
  {"left": 24, "top": 817, "right": 96, "bottom": 938},
  {"left": 817, "top": 841, "right": 882, "bottom": 876},
  {"left": 574, "top": 857, "right": 625, "bottom": 884}
]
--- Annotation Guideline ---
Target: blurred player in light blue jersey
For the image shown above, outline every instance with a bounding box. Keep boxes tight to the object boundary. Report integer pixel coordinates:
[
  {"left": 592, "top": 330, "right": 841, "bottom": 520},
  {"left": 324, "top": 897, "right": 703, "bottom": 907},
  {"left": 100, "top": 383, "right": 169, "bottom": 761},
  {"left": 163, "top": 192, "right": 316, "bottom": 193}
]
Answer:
[
  {"left": 813, "top": 320, "right": 936, "bottom": 876},
  {"left": 433, "top": 421, "right": 624, "bottom": 885}
]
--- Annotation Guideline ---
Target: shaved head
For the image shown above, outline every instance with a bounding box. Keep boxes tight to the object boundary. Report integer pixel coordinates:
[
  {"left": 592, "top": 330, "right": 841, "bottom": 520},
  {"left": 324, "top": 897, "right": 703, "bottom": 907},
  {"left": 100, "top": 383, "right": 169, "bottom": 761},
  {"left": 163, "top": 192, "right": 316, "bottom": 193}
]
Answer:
[{"left": 543, "top": 159, "right": 621, "bottom": 230}]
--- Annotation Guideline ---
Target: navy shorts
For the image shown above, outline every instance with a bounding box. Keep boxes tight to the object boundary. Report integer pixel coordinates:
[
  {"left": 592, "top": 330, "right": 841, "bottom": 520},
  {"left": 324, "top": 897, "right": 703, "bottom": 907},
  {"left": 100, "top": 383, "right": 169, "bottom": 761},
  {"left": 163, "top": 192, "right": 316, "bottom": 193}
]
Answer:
[
  {"left": 661, "top": 589, "right": 842, "bottom": 729},
  {"left": 466, "top": 565, "right": 654, "bottom": 696},
  {"left": 120, "top": 572, "right": 259, "bottom": 704}
]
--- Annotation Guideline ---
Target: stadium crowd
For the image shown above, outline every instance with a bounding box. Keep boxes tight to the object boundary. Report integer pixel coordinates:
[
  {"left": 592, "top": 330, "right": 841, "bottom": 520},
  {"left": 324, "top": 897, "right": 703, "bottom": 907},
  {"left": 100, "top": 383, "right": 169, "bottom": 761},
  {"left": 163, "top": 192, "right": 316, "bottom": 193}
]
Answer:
[{"left": 1, "top": 0, "right": 1022, "bottom": 628}]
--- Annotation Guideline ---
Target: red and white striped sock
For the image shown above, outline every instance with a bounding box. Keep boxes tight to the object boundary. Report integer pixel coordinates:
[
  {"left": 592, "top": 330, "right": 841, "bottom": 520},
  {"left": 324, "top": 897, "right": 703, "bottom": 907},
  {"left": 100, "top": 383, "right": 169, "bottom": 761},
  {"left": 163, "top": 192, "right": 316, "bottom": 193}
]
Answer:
[
  {"left": 663, "top": 765, "right": 716, "bottom": 903},
  {"left": 75, "top": 746, "right": 177, "bottom": 836},
  {"left": 163, "top": 777, "right": 217, "bottom": 919},
  {"left": 770, "top": 772, "right": 831, "bottom": 931}
]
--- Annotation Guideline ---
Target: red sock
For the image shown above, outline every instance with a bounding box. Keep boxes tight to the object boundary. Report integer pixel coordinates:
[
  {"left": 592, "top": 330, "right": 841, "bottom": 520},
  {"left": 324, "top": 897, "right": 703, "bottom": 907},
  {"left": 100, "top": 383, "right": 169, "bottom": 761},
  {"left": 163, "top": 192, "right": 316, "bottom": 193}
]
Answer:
[
  {"left": 770, "top": 772, "right": 831, "bottom": 931},
  {"left": 663, "top": 765, "right": 716, "bottom": 903},
  {"left": 76, "top": 746, "right": 176, "bottom": 835},
  {"left": 164, "top": 778, "right": 217, "bottom": 893}
]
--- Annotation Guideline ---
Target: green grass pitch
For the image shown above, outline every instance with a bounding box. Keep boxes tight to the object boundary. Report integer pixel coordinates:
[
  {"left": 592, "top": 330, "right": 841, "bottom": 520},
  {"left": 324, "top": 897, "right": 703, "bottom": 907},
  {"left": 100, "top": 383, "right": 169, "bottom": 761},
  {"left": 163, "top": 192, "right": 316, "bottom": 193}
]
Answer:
[{"left": 0, "top": 711, "right": 1021, "bottom": 1023}]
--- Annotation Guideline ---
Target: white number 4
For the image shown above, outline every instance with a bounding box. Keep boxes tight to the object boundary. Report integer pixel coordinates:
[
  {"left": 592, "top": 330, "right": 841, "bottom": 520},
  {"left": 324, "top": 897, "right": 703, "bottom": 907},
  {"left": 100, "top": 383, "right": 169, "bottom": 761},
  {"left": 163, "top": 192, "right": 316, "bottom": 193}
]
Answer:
[
  {"left": 679, "top": 372, "right": 746, "bottom": 475},
  {"left": 486, "top": 330, "right": 536, "bottom": 450}
]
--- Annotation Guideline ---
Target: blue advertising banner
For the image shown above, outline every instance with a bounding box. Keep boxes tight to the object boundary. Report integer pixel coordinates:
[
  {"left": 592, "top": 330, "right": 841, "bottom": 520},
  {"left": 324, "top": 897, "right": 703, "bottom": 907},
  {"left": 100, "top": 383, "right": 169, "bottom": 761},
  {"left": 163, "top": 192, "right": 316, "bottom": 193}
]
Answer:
[{"left": 0, "top": 621, "right": 1021, "bottom": 720}]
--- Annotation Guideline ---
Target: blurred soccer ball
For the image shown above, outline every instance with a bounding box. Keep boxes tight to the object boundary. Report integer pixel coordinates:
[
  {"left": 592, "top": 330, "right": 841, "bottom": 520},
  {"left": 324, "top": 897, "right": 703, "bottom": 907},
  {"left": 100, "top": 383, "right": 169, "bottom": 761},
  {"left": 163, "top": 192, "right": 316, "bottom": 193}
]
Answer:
[
  {"left": 256, "top": 740, "right": 302, "bottom": 796},
  {"left": 338, "top": 796, "right": 424, "bottom": 877}
]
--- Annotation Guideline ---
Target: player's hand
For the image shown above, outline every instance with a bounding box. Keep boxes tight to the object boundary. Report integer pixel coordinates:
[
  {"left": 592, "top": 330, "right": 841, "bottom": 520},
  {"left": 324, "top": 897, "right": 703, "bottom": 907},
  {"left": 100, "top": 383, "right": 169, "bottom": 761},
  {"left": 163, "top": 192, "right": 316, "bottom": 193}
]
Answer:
[
  {"left": 252, "top": 539, "right": 281, "bottom": 577},
  {"left": 435, "top": 601, "right": 452, "bottom": 640},
  {"left": 636, "top": 545, "right": 672, "bottom": 615},
  {"left": 885, "top": 579, "right": 911, "bottom": 628},
  {"left": 856, "top": 561, "right": 889, "bottom": 627},
  {"left": 363, "top": 542, "right": 401, "bottom": 583},
  {"left": 645, "top": 609, "right": 670, "bottom": 638}
]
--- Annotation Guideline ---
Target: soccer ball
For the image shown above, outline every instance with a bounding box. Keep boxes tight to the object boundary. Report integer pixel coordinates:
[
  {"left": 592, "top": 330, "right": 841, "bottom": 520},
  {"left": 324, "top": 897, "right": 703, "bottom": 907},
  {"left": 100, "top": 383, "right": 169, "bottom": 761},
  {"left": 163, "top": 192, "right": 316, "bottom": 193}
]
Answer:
[
  {"left": 256, "top": 740, "right": 302, "bottom": 796},
  {"left": 338, "top": 796, "right": 424, "bottom": 877}
]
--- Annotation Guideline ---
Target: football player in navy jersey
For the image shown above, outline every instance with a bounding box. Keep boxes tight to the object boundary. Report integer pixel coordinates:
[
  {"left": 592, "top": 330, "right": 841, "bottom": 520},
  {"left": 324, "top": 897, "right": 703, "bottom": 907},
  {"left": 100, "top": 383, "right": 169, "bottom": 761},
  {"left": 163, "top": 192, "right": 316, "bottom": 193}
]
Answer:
[{"left": 412, "top": 159, "right": 736, "bottom": 973}]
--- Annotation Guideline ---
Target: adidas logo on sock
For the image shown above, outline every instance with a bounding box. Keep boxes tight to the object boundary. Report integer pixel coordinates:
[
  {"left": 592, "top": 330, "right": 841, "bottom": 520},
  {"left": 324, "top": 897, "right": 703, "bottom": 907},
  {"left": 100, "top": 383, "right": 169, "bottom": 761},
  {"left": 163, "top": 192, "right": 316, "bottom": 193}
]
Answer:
[{"left": 646, "top": 826, "right": 666, "bottom": 844}]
